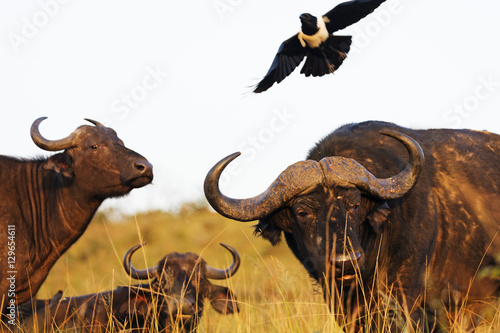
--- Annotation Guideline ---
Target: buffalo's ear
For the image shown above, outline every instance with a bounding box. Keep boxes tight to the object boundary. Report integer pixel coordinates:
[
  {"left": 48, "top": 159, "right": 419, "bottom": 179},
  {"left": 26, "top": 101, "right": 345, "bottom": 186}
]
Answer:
[
  {"left": 43, "top": 153, "right": 74, "bottom": 178},
  {"left": 208, "top": 285, "right": 239, "bottom": 314},
  {"left": 49, "top": 290, "right": 63, "bottom": 305},
  {"left": 254, "top": 208, "right": 292, "bottom": 246},
  {"left": 365, "top": 202, "right": 391, "bottom": 234}
]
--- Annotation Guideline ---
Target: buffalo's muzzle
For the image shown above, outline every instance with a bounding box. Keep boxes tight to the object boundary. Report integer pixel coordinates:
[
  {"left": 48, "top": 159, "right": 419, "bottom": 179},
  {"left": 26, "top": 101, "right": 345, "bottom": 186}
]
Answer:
[
  {"left": 166, "top": 297, "right": 197, "bottom": 317},
  {"left": 128, "top": 160, "right": 153, "bottom": 188},
  {"left": 332, "top": 250, "right": 364, "bottom": 280}
]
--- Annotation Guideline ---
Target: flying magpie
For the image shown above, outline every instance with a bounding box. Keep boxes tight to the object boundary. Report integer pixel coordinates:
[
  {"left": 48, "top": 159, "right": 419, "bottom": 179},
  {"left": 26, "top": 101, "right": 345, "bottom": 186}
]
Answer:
[{"left": 253, "top": 0, "right": 386, "bottom": 93}]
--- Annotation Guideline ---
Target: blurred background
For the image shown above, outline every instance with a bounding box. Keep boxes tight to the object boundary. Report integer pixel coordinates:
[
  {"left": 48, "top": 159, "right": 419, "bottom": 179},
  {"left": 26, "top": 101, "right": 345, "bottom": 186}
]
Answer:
[{"left": 1, "top": 0, "right": 499, "bottom": 215}]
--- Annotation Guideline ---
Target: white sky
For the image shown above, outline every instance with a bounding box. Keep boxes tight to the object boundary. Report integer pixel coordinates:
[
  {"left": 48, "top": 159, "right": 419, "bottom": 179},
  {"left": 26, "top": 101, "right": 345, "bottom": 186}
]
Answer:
[{"left": 1, "top": 0, "right": 499, "bottom": 214}]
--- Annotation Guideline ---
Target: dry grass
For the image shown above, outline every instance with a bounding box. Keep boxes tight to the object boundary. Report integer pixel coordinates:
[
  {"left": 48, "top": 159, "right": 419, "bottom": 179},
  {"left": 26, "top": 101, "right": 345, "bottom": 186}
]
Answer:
[{"left": 21, "top": 204, "right": 499, "bottom": 332}]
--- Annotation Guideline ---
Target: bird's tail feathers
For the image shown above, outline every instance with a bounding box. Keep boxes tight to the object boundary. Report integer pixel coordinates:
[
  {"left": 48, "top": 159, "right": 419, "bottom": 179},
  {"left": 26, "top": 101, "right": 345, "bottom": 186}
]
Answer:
[{"left": 300, "top": 35, "right": 352, "bottom": 77}]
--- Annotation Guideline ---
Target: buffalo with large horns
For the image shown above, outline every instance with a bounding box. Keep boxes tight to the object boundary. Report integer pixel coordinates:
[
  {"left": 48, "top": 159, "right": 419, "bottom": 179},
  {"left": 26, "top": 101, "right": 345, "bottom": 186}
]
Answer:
[
  {"left": 19, "top": 243, "right": 240, "bottom": 332},
  {"left": 0, "top": 118, "right": 153, "bottom": 321},
  {"left": 204, "top": 121, "right": 500, "bottom": 330}
]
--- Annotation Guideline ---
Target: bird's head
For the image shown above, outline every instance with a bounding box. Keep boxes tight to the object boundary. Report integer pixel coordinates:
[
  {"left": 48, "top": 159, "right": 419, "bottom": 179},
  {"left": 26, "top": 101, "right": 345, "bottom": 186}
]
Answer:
[{"left": 299, "top": 13, "right": 319, "bottom": 36}]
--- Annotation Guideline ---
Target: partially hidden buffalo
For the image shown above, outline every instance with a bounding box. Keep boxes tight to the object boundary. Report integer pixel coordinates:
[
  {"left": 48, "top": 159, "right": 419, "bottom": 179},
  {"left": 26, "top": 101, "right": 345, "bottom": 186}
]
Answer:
[
  {"left": 204, "top": 121, "right": 500, "bottom": 330},
  {"left": 20, "top": 243, "right": 240, "bottom": 332},
  {"left": 0, "top": 118, "right": 153, "bottom": 319}
]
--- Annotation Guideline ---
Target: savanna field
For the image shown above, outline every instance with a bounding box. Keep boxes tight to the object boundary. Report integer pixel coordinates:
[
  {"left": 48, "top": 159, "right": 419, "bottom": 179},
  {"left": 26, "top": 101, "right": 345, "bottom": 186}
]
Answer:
[{"left": 31, "top": 203, "right": 500, "bottom": 333}]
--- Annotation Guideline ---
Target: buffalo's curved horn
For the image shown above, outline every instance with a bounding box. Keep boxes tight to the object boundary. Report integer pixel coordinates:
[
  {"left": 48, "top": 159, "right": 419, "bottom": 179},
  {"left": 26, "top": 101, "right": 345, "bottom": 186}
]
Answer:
[
  {"left": 204, "top": 152, "right": 324, "bottom": 221},
  {"left": 84, "top": 118, "right": 105, "bottom": 127},
  {"left": 123, "top": 243, "right": 158, "bottom": 280},
  {"left": 205, "top": 243, "right": 241, "bottom": 280},
  {"left": 30, "top": 117, "right": 78, "bottom": 151},
  {"left": 320, "top": 130, "right": 424, "bottom": 199},
  {"left": 204, "top": 132, "right": 424, "bottom": 221}
]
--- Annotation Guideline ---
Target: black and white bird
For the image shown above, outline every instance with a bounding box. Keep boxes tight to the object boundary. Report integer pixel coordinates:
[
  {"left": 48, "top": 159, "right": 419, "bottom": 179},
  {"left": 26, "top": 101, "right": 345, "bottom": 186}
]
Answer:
[{"left": 253, "top": 0, "right": 386, "bottom": 93}]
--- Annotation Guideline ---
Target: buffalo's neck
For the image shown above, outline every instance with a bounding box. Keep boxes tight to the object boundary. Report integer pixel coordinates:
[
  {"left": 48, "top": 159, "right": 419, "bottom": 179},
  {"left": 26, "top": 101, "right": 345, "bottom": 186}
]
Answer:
[
  {"left": 13, "top": 161, "right": 103, "bottom": 302},
  {"left": 28, "top": 163, "right": 102, "bottom": 255}
]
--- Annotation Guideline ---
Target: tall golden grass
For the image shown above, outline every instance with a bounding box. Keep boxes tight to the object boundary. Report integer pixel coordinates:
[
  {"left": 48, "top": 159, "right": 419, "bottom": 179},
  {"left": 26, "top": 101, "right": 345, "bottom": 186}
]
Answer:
[{"left": 27, "top": 204, "right": 500, "bottom": 332}]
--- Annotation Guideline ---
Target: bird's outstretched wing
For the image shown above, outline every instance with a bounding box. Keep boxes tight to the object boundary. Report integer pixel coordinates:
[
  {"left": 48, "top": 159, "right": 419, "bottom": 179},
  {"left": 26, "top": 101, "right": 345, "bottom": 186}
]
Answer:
[
  {"left": 254, "top": 35, "right": 307, "bottom": 93},
  {"left": 324, "top": 0, "right": 386, "bottom": 33}
]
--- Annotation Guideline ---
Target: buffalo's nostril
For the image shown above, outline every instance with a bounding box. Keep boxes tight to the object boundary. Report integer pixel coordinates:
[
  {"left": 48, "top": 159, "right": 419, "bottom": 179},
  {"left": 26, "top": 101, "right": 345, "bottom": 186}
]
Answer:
[
  {"left": 181, "top": 298, "right": 196, "bottom": 315},
  {"left": 134, "top": 160, "right": 153, "bottom": 174},
  {"left": 333, "top": 251, "right": 361, "bottom": 264},
  {"left": 332, "top": 251, "right": 364, "bottom": 277},
  {"left": 127, "top": 160, "right": 153, "bottom": 188}
]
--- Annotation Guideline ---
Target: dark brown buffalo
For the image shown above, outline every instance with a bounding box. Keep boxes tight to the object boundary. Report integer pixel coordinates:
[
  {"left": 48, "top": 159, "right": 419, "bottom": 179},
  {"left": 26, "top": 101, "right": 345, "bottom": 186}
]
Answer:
[
  {"left": 20, "top": 243, "right": 240, "bottom": 332},
  {"left": 204, "top": 121, "right": 500, "bottom": 330},
  {"left": 0, "top": 118, "right": 153, "bottom": 320}
]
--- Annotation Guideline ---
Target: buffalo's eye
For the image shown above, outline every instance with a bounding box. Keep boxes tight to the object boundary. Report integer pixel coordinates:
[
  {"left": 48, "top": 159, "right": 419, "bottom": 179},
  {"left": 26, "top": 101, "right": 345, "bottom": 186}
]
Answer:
[
  {"left": 296, "top": 209, "right": 313, "bottom": 219},
  {"left": 349, "top": 202, "right": 360, "bottom": 212},
  {"left": 297, "top": 211, "right": 308, "bottom": 218},
  {"left": 90, "top": 144, "right": 99, "bottom": 150}
]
